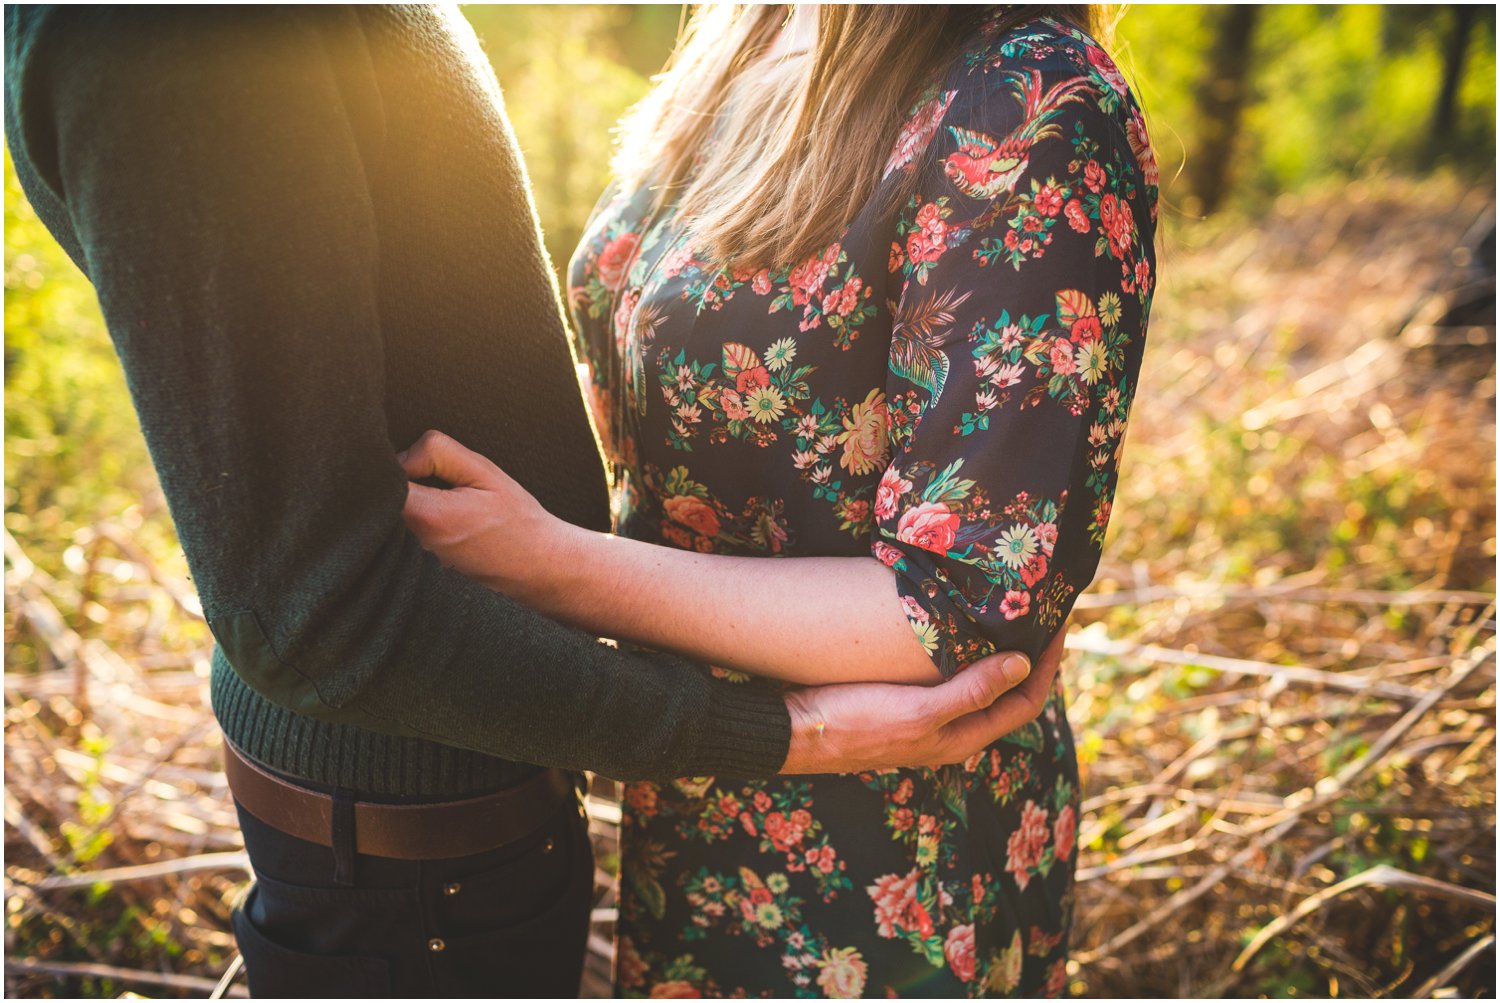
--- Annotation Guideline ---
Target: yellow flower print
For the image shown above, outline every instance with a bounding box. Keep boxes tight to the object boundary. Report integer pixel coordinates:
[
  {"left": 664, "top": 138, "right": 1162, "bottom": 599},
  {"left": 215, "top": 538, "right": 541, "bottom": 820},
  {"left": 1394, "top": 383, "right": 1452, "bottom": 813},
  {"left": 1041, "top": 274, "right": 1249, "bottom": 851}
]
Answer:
[
  {"left": 746, "top": 385, "right": 787, "bottom": 424},
  {"left": 837, "top": 387, "right": 890, "bottom": 475},
  {"left": 910, "top": 618, "right": 940, "bottom": 653},
  {"left": 1097, "top": 290, "right": 1123, "bottom": 327},
  {"left": 765, "top": 337, "right": 797, "bottom": 371},
  {"left": 816, "top": 947, "right": 869, "bottom": 999},
  {"left": 1076, "top": 339, "right": 1109, "bottom": 385},
  {"left": 754, "top": 901, "right": 784, "bottom": 928},
  {"left": 996, "top": 524, "right": 1040, "bottom": 569},
  {"left": 984, "top": 929, "right": 1025, "bottom": 994},
  {"left": 915, "top": 832, "right": 939, "bottom": 866}
]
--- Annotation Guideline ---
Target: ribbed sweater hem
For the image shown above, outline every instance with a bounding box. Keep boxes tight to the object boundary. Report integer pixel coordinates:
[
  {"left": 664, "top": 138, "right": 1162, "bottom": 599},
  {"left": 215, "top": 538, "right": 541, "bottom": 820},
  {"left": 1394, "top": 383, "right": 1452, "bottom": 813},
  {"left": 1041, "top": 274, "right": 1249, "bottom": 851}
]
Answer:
[{"left": 210, "top": 647, "right": 541, "bottom": 798}]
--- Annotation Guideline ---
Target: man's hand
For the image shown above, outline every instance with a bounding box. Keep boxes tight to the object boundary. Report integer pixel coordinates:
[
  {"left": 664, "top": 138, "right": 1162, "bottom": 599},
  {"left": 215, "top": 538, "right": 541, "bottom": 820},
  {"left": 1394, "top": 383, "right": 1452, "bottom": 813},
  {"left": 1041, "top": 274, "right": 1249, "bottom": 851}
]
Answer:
[{"left": 778, "top": 628, "right": 1066, "bottom": 774}]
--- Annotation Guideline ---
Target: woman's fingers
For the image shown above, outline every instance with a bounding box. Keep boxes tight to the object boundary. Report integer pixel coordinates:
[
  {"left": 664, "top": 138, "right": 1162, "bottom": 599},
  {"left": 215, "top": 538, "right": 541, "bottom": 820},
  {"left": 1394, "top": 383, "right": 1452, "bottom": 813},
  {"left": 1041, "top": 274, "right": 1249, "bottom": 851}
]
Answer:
[{"left": 397, "top": 429, "right": 494, "bottom": 487}]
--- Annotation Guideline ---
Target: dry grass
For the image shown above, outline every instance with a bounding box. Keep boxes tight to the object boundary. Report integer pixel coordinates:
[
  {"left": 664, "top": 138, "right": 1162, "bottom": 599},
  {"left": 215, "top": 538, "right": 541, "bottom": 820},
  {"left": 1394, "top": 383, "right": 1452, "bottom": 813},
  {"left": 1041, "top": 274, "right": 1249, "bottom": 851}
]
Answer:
[{"left": 4, "top": 172, "right": 1495, "bottom": 998}]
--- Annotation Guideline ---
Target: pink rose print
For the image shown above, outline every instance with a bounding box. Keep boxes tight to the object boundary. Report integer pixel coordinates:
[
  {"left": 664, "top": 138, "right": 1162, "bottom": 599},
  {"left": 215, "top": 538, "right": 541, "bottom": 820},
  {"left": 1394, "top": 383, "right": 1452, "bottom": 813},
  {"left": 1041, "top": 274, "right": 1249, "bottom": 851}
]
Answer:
[
  {"left": 867, "top": 868, "right": 933, "bottom": 939},
  {"left": 1006, "top": 800, "right": 1051, "bottom": 891},
  {"left": 1086, "top": 43, "right": 1128, "bottom": 96},
  {"left": 1064, "top": 198, "right": 1090, "bottom": 233},
  {"left": 895, "top": 502, "right": 959, "bottom": 555},
  {"left": 1049, "top": 339, "right": 1077, "bottom": 375},
  {"left": 663, "top": 495, "right": 720, "bottom": 539},
  {"left": 596, "top": 232, "right": 640, "bottom": 290},
  {"left": 718, "top": 387, "right": 752, "bottom": 422},
  {"left": 906, "top": 201, "right": 949, "bottom": 265},
  {"left": 944, "top": 924, "right": 977, "bottom": 983},
  {"left": 1135, "top": 257, "right": 1153, "bottom": 294},
  {"left": 1053, "top": 803, "right": 1077, "bottom": 862},
  {"left": 789, "top": 243, "right": 841, "bottom": 306},
  {"left": 1083, "top": 159, "right": 1106, "bottom": 193},
  {"left": 1099, "top": 193, "right": 1135, "bottom": 258}
]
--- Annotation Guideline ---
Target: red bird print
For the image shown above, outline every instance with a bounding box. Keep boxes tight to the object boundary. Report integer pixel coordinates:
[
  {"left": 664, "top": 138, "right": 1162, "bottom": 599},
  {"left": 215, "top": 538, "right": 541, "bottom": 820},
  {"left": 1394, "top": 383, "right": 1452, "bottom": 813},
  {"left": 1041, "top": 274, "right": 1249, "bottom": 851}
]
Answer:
[{"left": 942, "top": 69, "right": 1095, "bottom": 200}]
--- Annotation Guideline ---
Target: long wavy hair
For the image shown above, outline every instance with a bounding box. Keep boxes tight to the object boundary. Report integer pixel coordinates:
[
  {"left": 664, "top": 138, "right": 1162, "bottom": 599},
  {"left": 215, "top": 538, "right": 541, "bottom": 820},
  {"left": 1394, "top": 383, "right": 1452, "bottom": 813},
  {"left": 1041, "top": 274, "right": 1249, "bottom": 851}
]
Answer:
[{"left": 612, "top": 4, "right": 1104, "bottom": 270}]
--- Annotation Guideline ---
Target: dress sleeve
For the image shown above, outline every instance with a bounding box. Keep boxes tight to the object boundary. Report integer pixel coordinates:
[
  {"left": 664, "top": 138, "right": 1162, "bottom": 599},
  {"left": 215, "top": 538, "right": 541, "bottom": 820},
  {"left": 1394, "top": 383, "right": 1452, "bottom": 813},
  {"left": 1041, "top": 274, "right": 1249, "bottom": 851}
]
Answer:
[
  {"left": 566, "top": 183, "right": 651, "bottom": 470},
  {"left": 873, "top": 57, "right": 1157, "bottom": 677}
]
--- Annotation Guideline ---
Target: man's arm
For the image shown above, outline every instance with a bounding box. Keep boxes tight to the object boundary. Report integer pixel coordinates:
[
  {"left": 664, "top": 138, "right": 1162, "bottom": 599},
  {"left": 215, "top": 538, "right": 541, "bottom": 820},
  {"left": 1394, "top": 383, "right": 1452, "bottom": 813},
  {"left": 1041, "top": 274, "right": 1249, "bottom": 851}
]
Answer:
[{"left": 6, "top": 6, "right": 798, "bottom": 781}]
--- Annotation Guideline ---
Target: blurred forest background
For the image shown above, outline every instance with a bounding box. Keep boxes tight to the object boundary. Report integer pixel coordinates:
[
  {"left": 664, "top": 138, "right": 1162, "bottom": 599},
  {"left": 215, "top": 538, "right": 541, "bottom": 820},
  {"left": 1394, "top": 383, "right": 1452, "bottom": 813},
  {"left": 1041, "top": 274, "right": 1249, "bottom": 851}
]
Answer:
[{"left": 4, "top": 4, "right": 1496, "bottom": 998}]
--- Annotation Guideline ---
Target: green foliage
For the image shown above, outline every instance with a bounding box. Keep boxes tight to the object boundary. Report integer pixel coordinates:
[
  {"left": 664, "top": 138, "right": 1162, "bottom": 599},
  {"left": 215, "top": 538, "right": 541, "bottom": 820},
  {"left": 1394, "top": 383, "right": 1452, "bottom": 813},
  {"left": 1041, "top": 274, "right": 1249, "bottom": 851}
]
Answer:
[
  {"left": 1119, "top": 4, "right": 1496, "bottom": 210},
  {"left": 464, "top": 5, "right": 675, "bottom": 276},
  {"left": 4, "top": 152, "right": 165, "bottom": 575}
]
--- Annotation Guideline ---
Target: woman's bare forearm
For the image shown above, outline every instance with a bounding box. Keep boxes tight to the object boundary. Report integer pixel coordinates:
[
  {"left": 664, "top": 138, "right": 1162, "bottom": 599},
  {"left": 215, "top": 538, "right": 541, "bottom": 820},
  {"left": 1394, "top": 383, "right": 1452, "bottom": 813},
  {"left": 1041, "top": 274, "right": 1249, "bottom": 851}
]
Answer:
[{"left": 532, "top": 525, "right": 944, "bottom": 686}]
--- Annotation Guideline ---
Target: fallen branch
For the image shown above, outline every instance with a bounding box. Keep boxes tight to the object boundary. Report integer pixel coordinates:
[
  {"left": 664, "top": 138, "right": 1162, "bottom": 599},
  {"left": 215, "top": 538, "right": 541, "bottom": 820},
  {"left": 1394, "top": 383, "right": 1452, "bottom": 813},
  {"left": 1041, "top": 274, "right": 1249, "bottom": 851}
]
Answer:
[
  {"left": 25, "top": 851, "right": 250, "bottom": 891},
  {"left": 5, "top": 956, "right": 249, "bottom": 997},
  {"left": 1233, "top": 865, "right": 1496, "bottom": 971},
  {"left": 1411, "top": 934, "right": 1497, "bottom": 998},
  {"left": 1066, "top": 634, "right": 1425, "bottom": 701}
]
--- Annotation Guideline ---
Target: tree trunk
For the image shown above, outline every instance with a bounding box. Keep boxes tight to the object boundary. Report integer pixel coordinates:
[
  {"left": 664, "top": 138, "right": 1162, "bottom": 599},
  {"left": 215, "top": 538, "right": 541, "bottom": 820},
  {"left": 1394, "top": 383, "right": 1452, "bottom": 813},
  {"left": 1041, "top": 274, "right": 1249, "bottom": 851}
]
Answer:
[
  {"left": 1188, "top": 5, "right": 1261, "bottom": 216},
  {"left": 1429, "top": 5, "right": 1477, "bottom": 152}
]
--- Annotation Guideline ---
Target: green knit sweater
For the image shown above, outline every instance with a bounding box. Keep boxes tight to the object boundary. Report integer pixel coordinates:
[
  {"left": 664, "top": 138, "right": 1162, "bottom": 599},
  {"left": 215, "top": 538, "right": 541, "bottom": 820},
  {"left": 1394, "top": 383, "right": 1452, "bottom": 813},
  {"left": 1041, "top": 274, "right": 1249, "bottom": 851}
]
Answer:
[{"left": 4, "top": 4, "right": 791, "bottom": 796}]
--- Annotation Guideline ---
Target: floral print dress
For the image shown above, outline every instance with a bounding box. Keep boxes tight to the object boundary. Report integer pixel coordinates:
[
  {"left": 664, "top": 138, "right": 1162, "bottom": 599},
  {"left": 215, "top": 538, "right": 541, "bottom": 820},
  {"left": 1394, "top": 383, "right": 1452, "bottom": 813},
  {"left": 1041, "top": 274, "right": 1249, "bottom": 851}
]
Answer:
[{"left": 566, "top": 12, "right": 1157, "bottom": 999}]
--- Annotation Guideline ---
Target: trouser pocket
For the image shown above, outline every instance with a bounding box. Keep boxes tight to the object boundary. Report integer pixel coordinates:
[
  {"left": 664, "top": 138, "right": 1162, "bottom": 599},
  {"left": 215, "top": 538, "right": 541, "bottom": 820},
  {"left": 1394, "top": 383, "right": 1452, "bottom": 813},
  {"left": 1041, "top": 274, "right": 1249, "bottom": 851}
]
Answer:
[
  {"left": 231, "top": 881, "right": 393, "bottom": 998},
  {"left": 433, "top": 800, "right": 595, "bottom": 997}
]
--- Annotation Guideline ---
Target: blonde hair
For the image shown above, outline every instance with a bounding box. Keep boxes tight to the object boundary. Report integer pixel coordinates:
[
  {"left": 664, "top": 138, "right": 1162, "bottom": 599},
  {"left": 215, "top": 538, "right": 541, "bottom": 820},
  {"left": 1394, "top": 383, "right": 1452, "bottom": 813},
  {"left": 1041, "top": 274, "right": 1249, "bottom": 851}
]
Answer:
[{"left": 613, "top": 4, "right": 1103, "bottom": 270}]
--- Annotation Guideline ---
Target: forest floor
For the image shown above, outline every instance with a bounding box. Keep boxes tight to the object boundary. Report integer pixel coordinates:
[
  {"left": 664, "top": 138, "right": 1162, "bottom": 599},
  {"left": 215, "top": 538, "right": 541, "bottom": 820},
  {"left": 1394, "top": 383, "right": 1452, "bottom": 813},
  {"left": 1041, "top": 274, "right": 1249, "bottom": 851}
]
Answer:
[{"left": 4, "top": 171, "right": 1495, "bottom": 998}]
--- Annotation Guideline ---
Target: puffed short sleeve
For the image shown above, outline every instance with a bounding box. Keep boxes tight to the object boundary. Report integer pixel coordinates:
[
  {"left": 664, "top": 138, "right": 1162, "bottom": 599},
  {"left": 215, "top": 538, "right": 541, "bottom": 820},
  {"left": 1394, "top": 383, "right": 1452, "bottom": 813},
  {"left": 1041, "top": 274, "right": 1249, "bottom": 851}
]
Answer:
[{"left": 874, "top": 53, "right": 1159, "bottom": 676}]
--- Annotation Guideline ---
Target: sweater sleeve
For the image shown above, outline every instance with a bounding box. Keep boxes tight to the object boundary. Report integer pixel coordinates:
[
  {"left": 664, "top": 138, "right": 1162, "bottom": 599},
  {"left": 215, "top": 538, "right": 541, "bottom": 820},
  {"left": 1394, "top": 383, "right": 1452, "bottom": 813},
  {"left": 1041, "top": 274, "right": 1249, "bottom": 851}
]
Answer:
[
  {"left": 874, "top": 54, "right": 1157, "bottom": 677},
  {"left": 3, "top": 6, "right": 789, "bottom": 782}
]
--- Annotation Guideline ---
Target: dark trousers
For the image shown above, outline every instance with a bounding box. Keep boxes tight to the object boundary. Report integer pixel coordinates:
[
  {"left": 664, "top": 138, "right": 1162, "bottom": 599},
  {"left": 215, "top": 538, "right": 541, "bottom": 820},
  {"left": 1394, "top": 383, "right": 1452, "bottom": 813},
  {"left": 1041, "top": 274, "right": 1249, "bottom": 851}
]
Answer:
[{"left": 230, "top": 790, "right": 594, "bottom": 998}]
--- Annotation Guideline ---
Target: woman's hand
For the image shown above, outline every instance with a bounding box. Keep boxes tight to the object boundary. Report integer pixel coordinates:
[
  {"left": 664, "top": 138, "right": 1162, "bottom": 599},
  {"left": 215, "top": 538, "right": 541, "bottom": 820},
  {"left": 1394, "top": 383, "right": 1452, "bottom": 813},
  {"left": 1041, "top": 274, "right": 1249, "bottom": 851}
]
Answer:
[{"left": 398, "top": 430, "right": 574, "bottom": 604}]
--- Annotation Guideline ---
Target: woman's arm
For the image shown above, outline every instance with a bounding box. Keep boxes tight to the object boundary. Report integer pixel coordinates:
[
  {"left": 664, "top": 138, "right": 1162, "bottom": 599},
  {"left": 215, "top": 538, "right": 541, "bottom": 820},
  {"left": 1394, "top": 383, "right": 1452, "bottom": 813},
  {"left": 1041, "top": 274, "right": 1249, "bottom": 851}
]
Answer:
[
  {"left": 400, "top": 436, "right": 942, "bottom": 685},
  {"left": 402, "top": 46, "right": 1157, "bottom": 694}
]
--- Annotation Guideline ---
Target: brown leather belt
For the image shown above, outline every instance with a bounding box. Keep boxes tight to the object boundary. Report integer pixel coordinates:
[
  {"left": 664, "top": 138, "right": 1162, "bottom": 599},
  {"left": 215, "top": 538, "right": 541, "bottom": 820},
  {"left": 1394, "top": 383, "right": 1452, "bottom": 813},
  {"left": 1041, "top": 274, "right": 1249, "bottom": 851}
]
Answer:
[{"left": 222, "top": 740, "right": 577, "bottom": 861}]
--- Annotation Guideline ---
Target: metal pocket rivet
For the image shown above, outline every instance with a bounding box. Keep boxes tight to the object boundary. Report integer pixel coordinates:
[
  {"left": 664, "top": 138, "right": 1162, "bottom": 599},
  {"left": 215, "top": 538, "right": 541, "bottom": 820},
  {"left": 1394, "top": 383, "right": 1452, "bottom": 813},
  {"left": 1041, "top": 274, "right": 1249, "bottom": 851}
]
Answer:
[
  {"left": 443, "top": 882, "right": 461, "bottom": 896},
  {"left": 542, "top": 837, "right": 556, "bottom": 854},
  {"left": 428, "top": 938, "right": 446, "bottom": 953}
]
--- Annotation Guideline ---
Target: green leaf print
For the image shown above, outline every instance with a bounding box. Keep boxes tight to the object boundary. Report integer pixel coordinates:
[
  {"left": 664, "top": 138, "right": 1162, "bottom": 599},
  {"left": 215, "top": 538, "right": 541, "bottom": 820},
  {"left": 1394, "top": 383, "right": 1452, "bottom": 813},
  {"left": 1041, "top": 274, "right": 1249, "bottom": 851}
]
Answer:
[
  {"left": 1001, "top": 720, "right": 1045, "bottom": 752},
  {"left": 627, "top": 867, "right": 668, "bottom": 921},
  {"left": 939, "top": 771, "right": 969, "bottom": 828},
  {"left": 921, "top": 459, "right": 975, "bottom": 505}
]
